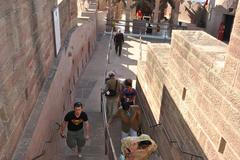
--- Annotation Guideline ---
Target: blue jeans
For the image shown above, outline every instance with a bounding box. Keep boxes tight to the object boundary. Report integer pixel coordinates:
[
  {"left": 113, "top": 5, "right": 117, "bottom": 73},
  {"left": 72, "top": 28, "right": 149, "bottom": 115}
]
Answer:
[{"left": 121, "top": 128, "right": 137, "bottom": 139}]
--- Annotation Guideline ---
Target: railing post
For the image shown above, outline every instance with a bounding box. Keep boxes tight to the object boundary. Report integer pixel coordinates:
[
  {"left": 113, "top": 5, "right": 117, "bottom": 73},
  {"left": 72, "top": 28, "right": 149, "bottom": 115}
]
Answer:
[
  {"left": 105, "top": 128, "right": 107, "bottom": 155},
  {"left": 139, "top": 32, "right": 142, "bottom": 61}
]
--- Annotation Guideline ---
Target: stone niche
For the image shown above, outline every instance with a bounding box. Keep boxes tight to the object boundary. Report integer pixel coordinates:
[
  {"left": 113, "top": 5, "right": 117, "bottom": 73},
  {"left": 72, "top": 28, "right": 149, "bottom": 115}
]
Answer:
[{"left": 137, "top": 30, "right": 240, "bottom": 160}]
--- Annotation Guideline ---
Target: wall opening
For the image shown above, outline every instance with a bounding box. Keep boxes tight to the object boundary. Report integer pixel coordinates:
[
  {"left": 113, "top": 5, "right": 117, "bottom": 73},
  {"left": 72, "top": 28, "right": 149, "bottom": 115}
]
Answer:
[
  {"left": 182, "top": 87, "right": 187, "bottom": 100},
  {"left": 218, "top": 137, "right": 226, "bottom": 154},
  {"left": 25, "top": 88, "right": 28, "bottom": 100},
  {"left": 223, "top": 14, "right": 234, "bottom": 42},
  {"left": 88, "top": 41, "right": 90, "bottom": 55}
]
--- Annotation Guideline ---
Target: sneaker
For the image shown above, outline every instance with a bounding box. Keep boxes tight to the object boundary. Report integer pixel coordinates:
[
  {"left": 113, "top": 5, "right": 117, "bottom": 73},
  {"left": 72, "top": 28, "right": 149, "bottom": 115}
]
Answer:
[{"left": 78, "top": 154, "right": 82, "bottom": 158}]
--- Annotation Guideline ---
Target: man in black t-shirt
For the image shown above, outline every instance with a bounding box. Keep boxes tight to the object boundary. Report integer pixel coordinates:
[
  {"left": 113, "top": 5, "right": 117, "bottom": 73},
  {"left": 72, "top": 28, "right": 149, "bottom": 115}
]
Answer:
[{"left": 60, "top": 102, "right": 90, "bottom": 158}]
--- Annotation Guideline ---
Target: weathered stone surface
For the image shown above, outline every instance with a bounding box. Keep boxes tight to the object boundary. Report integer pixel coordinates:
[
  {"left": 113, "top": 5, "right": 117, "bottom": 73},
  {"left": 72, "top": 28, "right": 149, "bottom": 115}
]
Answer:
[
  {"left": 204, "top": 141, "right": 221, "bottom": 160},
  {"left": 223, "top": 145, "right": 240, "bottom": 160},
  {"left": 224, "top": 91, "right": 240, "bottom": 115},
  {"left": 228, "top": 34, "right": 240, "bottom": 60},
  {"left": 137, "top": 29, "right": 240, "bottom": 160},
  {"left": 201, "top": 80, "right": 223, "bottom": 106},
  {"left": 0, "top": 122, "right": 8, "bottom": 159},
  {"left": 221, "top": 56, "right": 238, "bottom": 85},
  {"left": 12, "top": 3, "right": 97, "bottom": 159},
  {"left": 229, "top": 1, "right": 240, "bottom": 39},
  {"left": 220, "top": 100, "right": 240, "bottom": 133},
  {"left": 0, "top": 0, "right": 95, "bottom": 159}
]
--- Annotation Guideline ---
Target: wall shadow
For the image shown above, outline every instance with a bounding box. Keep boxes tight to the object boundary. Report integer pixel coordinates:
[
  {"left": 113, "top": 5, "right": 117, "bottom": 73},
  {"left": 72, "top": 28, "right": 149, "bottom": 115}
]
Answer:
[
  {"left": 157, "top": 85, "right": 207, "bottom": 160},
  {"left": 136, "top": 81, "right": 208, "bottom": 160}
]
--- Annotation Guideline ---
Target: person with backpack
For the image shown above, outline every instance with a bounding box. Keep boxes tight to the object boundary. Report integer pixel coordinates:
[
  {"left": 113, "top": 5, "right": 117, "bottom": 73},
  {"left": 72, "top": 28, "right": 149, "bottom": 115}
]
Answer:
[
  {"left": 60, "top": 102, "right": 90, "bottom": 158},
  {"left": 105, "top": 71, "right": 121, "bottom": 118}
]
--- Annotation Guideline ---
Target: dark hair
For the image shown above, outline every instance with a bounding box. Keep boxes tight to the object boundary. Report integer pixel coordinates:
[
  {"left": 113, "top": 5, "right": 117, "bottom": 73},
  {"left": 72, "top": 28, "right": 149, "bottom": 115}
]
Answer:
[
  {"left": 138, "top": 140, "right": 152, "bottom": 149},
  {"left": 74, "top": 102, "right": 83, "bottom": 108},
  {"left": 124, "top": 79, "right": 132, "bottom": 87},
  {"left": 109, "top": 74, "right": 115, "bottom": 78},
  {"left": 122, "top": 101, "right": 130, "bottom": 111}
]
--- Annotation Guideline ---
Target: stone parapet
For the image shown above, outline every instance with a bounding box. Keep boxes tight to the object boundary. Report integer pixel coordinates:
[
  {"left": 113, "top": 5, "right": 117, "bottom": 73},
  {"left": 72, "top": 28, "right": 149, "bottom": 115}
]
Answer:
[{"left": 137, "top": 30, "right": 240, "bottom": 160}]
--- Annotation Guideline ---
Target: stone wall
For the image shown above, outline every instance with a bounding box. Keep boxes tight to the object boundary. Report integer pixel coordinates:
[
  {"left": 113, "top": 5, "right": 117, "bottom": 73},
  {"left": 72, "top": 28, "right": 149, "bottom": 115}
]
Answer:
[
  {"left": 98, "top": 0, "right": 107, "bottom": 10},
  {"left": 227, "top": 0, "right": 240, "bottom": 79},
  {"left": 0, "top": 0, "right": 95, "bottom": 159},
  {"left": 165, "top": 1, "right": 206, "bottom": 25},
  {"left": 137, "top": 25, "right": 240, "bottom": 160}
]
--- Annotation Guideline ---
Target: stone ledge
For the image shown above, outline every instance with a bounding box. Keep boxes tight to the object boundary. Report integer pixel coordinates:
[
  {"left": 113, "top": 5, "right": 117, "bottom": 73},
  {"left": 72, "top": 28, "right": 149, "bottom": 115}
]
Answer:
[
  {"left": 172, "top": 30, "right": 227, "bottom": 74},
  {"left": 147, "top": 43, "right": 171, "bottom": 73}
]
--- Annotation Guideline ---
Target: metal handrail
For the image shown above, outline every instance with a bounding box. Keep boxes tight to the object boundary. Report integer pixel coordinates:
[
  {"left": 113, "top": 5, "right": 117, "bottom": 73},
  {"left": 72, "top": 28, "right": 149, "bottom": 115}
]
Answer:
[
  {"left": 106, "top": 18, "right": 170, "bottom": 25},
  {"left": 101, "top": 90, "right": 118, "bottom": 160},
  {"left": 101, "top": 27, "right": 114, "bottom": 112},
  {"left": 101, "top": 27, "right": 118, "bottom": 160},
  {"left": 139, "top": 33, "right": 142, "bottom": 61},
  {"left": 136, "top": 95, "right": 204, "bottom": 160},
  {"left": 161, "top": 125, "right": 204, "bottom": 160}
]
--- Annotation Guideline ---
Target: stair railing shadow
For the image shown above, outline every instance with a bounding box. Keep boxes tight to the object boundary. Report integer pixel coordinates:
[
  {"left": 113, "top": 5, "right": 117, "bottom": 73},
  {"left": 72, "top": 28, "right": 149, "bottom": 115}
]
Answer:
[{"left": 137, "top": 96, "right": 204, "bottom": 160}]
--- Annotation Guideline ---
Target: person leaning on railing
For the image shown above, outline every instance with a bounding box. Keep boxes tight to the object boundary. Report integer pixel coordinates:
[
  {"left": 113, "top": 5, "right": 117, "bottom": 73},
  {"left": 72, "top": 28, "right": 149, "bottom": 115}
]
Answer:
[
  {"left": 104, "top": 71, "right": 121, "bottom": 119},
  {"left": 108, "top": 101, "right": 141, "bottom": 138}
]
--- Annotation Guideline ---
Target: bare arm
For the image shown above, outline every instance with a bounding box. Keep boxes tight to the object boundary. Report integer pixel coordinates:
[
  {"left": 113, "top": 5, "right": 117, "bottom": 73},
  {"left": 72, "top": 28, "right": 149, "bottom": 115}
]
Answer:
[
  {"left": 132, "top": 96, "right": 136, "bottom": 104},
  {"left": 60, "top": 121, "right": 68, "bottom": 136},
  {"left": 84, "top": 121, "right": 90, "bottom": 139}
]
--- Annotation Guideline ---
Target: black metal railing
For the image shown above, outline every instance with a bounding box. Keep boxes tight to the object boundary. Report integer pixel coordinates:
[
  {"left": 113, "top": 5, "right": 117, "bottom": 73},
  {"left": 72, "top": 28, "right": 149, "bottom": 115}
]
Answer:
[
  {"left": 101, "top": 27, "right": 118, "bottom": 160},
  {"left": 105, "top": 18, "right": 171, "bottom": 40},
  {"left": 101, "top": 91, "right": 118, "bottom": 160},
  {"left": 139, "top": 32, "right": 142, "bottom": 61},
  {"left": 137, "top": 96, "right": 204, "bottom": 160}
]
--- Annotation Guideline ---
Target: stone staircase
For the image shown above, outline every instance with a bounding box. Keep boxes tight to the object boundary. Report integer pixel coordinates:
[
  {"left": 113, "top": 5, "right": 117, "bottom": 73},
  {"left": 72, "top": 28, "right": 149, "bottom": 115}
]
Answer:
[
  {"left": 79, "top": 112, "right": 108, "bottom": 160},
  {"left": 38, "top": 112, "right": 107, "bottom": 160}
]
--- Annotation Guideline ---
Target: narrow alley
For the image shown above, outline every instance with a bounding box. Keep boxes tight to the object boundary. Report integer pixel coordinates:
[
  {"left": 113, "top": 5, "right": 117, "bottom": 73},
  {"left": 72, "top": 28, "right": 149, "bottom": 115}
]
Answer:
[{"left": 36, "top": 10, "right": 161, "bottom": 160}]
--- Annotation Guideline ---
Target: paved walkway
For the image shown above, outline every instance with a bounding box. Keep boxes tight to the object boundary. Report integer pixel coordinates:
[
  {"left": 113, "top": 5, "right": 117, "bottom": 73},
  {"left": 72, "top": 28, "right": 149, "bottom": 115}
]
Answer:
[{"left": 39, "top": 10, "right": 161, "bottom": 160}]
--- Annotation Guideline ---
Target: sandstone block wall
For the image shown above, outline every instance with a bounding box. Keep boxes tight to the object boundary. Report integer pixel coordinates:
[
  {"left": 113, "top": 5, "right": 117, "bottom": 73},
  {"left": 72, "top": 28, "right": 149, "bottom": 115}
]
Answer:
[
  {"left": 137, "top": 30, "right": 240, "bottom": 159},
  {"left": 98, "top": 0, "right": 107, "bottom": 10},
  {"left": 0, "top": 0, "right": 95, "bottom": 159}
]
